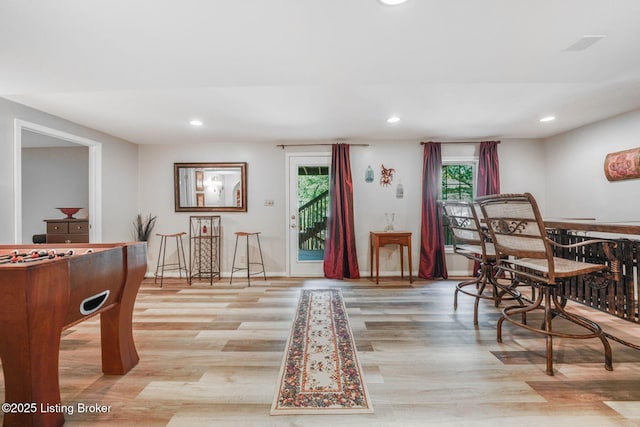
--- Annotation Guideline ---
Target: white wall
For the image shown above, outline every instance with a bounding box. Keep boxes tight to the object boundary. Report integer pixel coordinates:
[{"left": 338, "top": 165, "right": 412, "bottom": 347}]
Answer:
[
  {"left": 22, "top": 146, "right": 89, "bottom": 242},
  {"left": 544, "top": 109, "right": 640, "bottom": 221},
  {"left": 499, "top": 138, "right": 548, "bottom": 211},
  {"left": 138, "top": 143, "right": 285, "bottom": 276},
  {"left": 352, "top": 141, "right": 425, "bottom": 277},
  {"left": 0, "top": 94, "right": 552, "bottom": 279},
  {"left": 138, "top": 139, "right": 545, "bottom": 278},
  {"left": 0, "top": 97, "right": 139, "bottom": 244},
  {"left": 4, "top": 97, "right": 636, "bottom": 279}
]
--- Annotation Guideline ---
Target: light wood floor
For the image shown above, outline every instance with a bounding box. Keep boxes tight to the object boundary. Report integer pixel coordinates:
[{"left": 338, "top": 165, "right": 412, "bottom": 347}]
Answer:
[{"left": 3, "top": 276, "right": 640, "bottom": 426}]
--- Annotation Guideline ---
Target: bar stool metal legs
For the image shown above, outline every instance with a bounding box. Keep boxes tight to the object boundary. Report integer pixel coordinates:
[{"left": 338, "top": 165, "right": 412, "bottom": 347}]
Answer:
[
  {"left": 154, "top": 232, "right": 188, "bottom": 287},
  {"left": 230, "top": 232, "right": 266, "bottom": 286}
]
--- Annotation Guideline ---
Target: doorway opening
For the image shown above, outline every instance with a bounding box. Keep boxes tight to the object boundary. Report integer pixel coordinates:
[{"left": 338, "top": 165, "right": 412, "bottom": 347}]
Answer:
[{"left": 13, "top": 119, "right": 102, "bottom": 244}]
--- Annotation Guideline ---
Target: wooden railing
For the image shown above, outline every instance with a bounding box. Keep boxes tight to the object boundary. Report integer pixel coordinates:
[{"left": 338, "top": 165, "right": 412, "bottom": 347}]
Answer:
[{"left": 298, "top": 190, "right": 328, "bottom": 251}]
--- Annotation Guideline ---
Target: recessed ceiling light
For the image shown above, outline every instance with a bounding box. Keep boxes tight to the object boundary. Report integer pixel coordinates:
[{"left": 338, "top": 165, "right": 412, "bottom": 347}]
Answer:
[
  {"left": 387, "top": 116, "right": 401, "bottom": 123},
  {"left": 189, "top": 120, "right": 203, "bottom": 126},
  {"left": 379, "top": 0, "right": 408, "bottom": 5},
  {"left": 539, "top": 116, "right": 556, "bottom": 123}
]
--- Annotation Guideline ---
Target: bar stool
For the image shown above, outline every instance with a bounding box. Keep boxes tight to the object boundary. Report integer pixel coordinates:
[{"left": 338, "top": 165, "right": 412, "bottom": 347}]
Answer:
[
  {"left": 154, "top": 232, "right": 188, "bottom": 287},
  {"left": 440, "top": 199, "right": 523, "bottom": 326},
  {"left": 230, "top": 232, "right": 266, "bottom": 286},
  {"left": 478, "top": 193, "right": 617, "bottom": 375}
]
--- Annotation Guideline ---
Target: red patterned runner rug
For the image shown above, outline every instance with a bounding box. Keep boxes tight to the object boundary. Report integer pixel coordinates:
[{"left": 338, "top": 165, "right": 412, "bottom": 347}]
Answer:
[{"left": 271, "top": 289, "right": 373, "bottom": 415}]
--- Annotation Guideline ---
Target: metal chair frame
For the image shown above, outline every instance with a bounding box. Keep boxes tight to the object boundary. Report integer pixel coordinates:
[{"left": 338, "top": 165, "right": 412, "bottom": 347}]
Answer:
[
  {"left": 440, "top": 199, "right": 522, "bottom": 326},
  {"left": 154, "top": 232, "right": 188, "bottom": 288},
  {"left": 230, "top": 232, "right": 266, "bottom": 286},
  {"left": 477, "top": 192, "right": 617, "bottom": 375}
]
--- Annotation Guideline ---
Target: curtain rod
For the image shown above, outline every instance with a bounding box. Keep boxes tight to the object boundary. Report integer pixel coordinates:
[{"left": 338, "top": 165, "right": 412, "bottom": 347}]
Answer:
[
  {"left": 420, "top": 141, "right": 500, "bottom": 145},
  {"left": 276, "top": 143, "right": 370, "bottom": 149}
]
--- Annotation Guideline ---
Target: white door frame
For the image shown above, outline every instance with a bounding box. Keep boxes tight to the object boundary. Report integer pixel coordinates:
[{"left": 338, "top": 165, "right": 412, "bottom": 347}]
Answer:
[
  {"left": 285, "top": 152, "right": 330, "bottom": 277},
  {"left": 13, "top": 119, "right": 103, "bottom": 243}
]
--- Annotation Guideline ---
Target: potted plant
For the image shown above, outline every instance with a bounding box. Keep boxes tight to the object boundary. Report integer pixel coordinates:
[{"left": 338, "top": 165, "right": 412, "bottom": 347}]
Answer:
[{"left": 133, "top": 213, "right": 157, "bottom": 242}]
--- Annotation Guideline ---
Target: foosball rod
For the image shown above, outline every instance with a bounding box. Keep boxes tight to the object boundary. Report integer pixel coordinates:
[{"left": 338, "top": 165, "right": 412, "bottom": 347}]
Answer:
[
  {"left": 0, "top": 249, "right": 76, "bottom": 264},
  {"left": 0, "top": 252, "right": 50, "bottom": 264},
  {"left": 0, "top": 249, "right": 37, "bottom": 261}
]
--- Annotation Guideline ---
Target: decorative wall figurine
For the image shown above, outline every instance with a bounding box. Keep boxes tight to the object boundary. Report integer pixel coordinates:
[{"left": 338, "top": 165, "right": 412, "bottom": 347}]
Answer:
[
  {"left": 365, "top": 165, "right": 374, "bottom": 183},
  {"left": 604, "top": 147, "right": 640, "bottom": 181},
  {"left": 380, "top": 164, "right": 395, "bottom": 187}
]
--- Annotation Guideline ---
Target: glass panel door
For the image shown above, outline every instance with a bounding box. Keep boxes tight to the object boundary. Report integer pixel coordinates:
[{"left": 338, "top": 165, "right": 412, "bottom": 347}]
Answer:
[{"left": 287, "top": 153, "right": 330, "bottom": 276}]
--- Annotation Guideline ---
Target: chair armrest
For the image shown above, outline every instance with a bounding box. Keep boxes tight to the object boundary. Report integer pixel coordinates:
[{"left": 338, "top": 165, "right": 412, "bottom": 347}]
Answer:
[
  {"left": 545, "top": 237, "right": 620, "bottom": 283},
  {"left": 545, "top": 237, "right": 617, "bottom": 250}
]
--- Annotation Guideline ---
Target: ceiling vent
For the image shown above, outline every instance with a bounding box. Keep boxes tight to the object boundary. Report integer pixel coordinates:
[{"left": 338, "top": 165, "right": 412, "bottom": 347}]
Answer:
[{"left": 564, "top": 35, "right": 607, "bottom": 51}]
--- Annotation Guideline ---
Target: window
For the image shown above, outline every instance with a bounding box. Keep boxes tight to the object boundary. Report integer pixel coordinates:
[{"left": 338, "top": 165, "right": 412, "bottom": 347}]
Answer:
[
  {"left": 441, "top": 162, "right": 476, "bottom": 246},
  {"left": 297, "top": 166, "right": 329, "bottom": 260}
]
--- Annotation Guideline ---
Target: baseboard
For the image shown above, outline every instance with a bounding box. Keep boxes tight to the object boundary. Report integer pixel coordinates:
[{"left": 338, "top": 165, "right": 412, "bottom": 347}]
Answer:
[
  {"left": 144, "top": 271, "right": 288, "bottom": 279},
  {"left": 144, "top": 270, "right": 471, "bottom": 280}
]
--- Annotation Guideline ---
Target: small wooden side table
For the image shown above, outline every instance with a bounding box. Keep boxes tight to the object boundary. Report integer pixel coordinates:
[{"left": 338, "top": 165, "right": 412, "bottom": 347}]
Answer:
[{"left": 370, "top": 231, "right": 413, "bottom": 284}]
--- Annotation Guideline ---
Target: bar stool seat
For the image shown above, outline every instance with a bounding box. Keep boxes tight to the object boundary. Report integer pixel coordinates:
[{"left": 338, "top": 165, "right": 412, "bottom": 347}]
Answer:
[
  {"left": 230, "top": 232, "right": 266, "bottom": 286},
  {"left": 154, "top": 232, "right": 188, "bottom": 287}
]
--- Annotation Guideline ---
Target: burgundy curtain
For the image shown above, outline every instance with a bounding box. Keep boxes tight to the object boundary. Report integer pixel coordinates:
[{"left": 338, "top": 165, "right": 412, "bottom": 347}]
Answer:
[
  {"left": 477, "top": 141, "right": 501, "bottom": 197},
  {"left": 323, "top": 144, "right": 360, "bottom": 279},
  {"left": 474, "top": 141, "right": 500, "bottom": 274},
  {"left": 419, "top": 142, "right": 448, "bottom": 279}
]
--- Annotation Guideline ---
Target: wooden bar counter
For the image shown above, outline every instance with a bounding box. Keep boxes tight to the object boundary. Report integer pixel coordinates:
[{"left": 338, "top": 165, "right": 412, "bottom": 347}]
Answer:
[
  {"left": 0, "top": 242, "right": 147, "bottom": 427},
  {"left": 544, "top": 220, "right": 640, "bottom": 326},
  {"left": 545, "top": 219, "right": 640, "bottom": 236}
]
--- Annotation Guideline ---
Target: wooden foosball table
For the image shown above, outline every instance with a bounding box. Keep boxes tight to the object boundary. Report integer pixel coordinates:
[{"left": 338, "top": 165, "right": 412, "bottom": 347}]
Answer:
[{"left": 0, "top": 242, "right": 147, "bottom": 427}]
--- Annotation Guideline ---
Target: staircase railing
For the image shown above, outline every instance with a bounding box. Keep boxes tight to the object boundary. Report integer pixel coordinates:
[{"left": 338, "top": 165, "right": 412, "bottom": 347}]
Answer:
[{"left": 298, "top": 190, "right": 328, "bottom": 251}]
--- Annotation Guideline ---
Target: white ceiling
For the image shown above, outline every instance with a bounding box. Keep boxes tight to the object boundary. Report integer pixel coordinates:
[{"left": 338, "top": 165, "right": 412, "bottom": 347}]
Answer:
[{"left": 2, "top": 0, "right": 640, "bottom": 145}]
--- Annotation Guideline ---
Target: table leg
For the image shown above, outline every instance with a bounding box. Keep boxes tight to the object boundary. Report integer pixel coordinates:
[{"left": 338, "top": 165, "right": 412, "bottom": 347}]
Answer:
[
  {"left": 0, "top": 263, "right": 68, "bottom": 427},
  {"left": 408, "top": 240, "right": 413, "bottom": 283},
  {"left": 400, "top": 244, "right": 404, "bottom": 280},
  {"left": 100, "top": 244, "right": 146, "bottom": 374},
  {"left": 370, "top": 237, "right": 373, "bottom": 281},
  {"left": 375, "top": 243, "right": 380, "bottom": 284}
]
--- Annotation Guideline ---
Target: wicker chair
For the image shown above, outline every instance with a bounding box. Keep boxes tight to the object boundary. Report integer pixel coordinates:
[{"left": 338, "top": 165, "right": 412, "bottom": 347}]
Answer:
[
  {"left": 440, "top": 200, "right": 522, "bottom": 326},
  {"left": 477, "top": 192, "right": 617, "bottom": 375}
]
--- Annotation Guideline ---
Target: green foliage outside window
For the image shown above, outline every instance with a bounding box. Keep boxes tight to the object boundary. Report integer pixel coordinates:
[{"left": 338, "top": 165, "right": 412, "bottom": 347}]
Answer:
[
  {"left": 297, "top": 168, "right": 330, "bottom": 255},
  {"left": 442, "top": 164, "right": 474, "bottom": 245},
  {"left": 442, "top": 164, "right": 474, "bottom": 201},
  {"left": 298, "top": 170, "right": 329, "bottom": 207}
]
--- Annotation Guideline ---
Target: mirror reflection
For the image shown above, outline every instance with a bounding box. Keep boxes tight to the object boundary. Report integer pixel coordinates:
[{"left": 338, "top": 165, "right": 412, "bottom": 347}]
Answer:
[{"left": 174, "top": 162, "right": 247, "bottom": 212}]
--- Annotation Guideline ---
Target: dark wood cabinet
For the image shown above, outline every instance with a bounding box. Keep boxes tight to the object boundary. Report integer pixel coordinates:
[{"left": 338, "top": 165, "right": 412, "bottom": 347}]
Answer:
[{"left": 45, "top": 218, "right": 89, "bottom": 243}]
